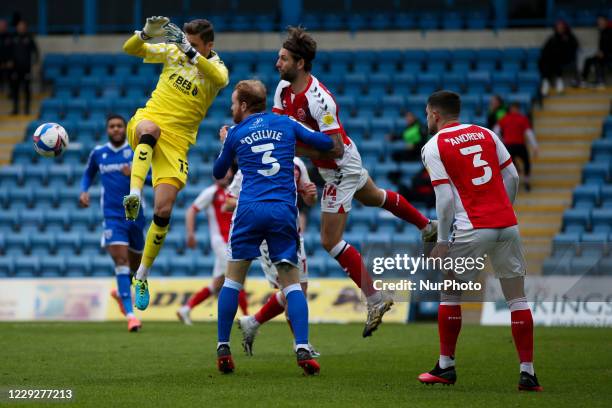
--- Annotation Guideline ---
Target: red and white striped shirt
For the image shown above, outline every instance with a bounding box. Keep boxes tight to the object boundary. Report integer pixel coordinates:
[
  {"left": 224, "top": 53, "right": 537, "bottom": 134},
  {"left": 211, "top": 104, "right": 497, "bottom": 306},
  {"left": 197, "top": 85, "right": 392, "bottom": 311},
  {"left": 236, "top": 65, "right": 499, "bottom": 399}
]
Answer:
[
  {"left": 273, "top": 75, "right": 350, "bottom": 169},
  {"left": 422, "top": 123, "right": 516, "bottom": 230}
]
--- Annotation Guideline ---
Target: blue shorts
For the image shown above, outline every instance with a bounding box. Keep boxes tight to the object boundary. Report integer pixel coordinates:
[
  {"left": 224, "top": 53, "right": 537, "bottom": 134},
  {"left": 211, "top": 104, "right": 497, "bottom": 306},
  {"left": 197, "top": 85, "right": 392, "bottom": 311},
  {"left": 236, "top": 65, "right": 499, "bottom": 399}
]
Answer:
[
  {"left": 102, "top": 216, "right": 146, "bottom": 253},
  {"left": 227, "top": 201, "right": 299, "bottom": 266}
]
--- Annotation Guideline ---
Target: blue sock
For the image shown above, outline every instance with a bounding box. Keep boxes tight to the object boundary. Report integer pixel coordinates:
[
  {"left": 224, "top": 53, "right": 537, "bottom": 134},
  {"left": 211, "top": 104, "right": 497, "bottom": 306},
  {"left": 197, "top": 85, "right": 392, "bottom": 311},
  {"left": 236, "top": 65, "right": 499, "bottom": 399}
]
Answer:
[
  {"left": 284, "top": 284, "right": 309, "bottom": 346},
  {"left": 217, "top": 278, "right": 242, "bottom": 343},
  {"left": 115, "top": 266, "right": 133, "bottom": 316}
]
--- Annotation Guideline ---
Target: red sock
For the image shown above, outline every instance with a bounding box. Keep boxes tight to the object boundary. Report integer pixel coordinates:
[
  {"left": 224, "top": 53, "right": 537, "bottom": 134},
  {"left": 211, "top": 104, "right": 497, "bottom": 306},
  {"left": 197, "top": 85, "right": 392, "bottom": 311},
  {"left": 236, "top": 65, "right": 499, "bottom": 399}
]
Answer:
[
  {"left": 336, "top": 244, "right": 377, "bottom": 297},
  {"left": 511, "top": 309, "right": 534, "bottom": 362},
  {"left": 254, "top": 292, "right": 285, "bottom": 324},
  {"left": 383, "top": 190, "right": 429, "bottom": 229},
  {"left": 238, "top": 289, "right": 249, "bottom": 316},
  {"left": 438, "top": 304, "right": 462, "bottom": 357},
  {"left": 187, "top": 286, "right": 211, "bottom": 309}
]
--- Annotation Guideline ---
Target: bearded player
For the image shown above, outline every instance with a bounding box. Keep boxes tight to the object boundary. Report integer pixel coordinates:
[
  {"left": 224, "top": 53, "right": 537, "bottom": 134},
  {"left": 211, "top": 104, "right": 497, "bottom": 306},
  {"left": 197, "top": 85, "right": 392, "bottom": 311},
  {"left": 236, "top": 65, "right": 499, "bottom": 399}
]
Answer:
[
  {"left": 419, "top": 91, "right": 542, "bottom": 392},
  {"left": 121, "top": 17, "right": 229, "bottom": 309},
  {"left": 273, "top": 27, "right": 438, "bottom": 337}
]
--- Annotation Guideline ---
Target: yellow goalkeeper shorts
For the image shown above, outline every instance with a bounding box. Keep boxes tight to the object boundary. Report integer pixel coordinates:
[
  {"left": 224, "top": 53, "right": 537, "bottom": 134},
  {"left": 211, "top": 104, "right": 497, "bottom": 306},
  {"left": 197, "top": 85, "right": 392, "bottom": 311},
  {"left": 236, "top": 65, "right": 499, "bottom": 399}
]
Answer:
[{"left": 127, "top": 113, "right": 190, "bottom": 190}]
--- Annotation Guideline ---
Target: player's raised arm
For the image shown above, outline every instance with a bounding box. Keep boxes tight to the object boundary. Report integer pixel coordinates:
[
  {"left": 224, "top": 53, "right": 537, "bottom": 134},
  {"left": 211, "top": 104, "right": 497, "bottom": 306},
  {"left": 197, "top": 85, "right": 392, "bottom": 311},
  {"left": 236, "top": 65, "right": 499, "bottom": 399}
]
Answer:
[
  {"left": 164, "top": 22, "right": 229, "bottom": 88},
  {"left": 290, "top": 117, "right": 334, "bottom": 152},
  {"left": 122, "top": 16, "right": 169, "bottom": 58},
  {"left": 213, "top": 132, "right": 235, "bottom": 180}
]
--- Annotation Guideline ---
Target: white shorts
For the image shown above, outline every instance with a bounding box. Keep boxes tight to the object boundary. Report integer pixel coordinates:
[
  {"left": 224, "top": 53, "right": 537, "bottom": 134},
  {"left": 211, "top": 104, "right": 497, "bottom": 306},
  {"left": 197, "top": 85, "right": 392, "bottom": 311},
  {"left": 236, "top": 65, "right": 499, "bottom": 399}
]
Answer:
[
  {"left": 318, "top": 144, "right": 369, "bottom": 213},
  {"left": 259, "top": 235, "right": 307, "bottom": 288},
  {"left": 211, "top": 236, "right": 228, "bottom": 278},
  {"left": 448, "top": 225, "right": 527, "bottom": 281}
]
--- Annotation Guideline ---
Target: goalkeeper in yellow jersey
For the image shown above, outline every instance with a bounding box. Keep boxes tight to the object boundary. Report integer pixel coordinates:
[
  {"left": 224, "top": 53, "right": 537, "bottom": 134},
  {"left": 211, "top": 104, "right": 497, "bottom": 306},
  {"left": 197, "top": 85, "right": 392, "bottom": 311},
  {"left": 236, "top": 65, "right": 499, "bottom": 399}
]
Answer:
[{"left": 121, "top": 16, "right": 229, "bottom": 310}]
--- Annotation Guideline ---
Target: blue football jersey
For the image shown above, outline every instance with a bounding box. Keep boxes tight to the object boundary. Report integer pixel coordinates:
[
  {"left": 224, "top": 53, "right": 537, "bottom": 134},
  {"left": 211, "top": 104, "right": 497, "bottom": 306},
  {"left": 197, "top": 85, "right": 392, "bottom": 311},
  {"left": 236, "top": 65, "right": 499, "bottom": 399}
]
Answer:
[
  {"left": 213, "top": 112, "right": 333, "bottom": 206},
  {"left": 81, "top": 141, "right": 144, "bottom": 220}
]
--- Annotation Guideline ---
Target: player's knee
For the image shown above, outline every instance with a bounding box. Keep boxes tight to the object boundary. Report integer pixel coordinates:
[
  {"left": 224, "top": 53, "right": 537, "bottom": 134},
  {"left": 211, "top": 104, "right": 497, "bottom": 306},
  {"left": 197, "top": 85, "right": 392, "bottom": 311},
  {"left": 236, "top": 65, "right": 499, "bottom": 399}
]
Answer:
[
  {"left": 321, "top": 234, "right": 342, "bottom": 253},
  {"left": 137, "top": 121, "right": 161, "bottom": 140},
  {"left": 138, "top": 133, "right": 158, "bottom": 149},
  {"left": 153, "top": 213, "right": 171, "bottom": 227}
]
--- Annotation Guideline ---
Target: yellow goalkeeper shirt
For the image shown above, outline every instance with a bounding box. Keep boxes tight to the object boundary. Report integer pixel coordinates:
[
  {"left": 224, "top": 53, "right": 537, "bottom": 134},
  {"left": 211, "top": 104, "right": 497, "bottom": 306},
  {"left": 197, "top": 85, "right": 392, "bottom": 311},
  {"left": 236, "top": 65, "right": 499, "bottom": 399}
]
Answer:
[{"left": 128, "top": 40, "right": 229, "bottom": 145}]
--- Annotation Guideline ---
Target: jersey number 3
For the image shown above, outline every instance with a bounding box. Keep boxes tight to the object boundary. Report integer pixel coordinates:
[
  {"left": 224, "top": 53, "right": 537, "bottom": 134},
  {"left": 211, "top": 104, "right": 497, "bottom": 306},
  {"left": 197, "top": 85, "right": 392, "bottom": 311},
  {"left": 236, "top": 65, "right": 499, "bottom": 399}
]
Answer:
[
  {"left": 251, "top": 143, "right": 280, "bottom": 177},
  {"left": 460, "top": 144, "right": 492, "bottom": 186}
]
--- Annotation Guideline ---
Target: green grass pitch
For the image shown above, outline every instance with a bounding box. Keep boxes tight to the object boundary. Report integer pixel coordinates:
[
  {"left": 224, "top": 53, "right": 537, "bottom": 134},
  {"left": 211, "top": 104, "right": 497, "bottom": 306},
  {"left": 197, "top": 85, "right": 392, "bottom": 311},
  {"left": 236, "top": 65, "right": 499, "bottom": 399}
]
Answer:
[{"left": 1, "top": 322, "right": 611, "bottom": 407}]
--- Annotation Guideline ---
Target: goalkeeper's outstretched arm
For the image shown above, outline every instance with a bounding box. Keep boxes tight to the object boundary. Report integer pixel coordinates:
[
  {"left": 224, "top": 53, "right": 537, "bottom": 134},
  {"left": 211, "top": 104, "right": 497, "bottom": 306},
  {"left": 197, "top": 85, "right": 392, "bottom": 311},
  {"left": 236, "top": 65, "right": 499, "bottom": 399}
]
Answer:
[
  {"left": 123, "top": 16, "right": 169, "bottom": 58},
  {"left": 122, "top": 34, "right": 146, "bottom": 58}
]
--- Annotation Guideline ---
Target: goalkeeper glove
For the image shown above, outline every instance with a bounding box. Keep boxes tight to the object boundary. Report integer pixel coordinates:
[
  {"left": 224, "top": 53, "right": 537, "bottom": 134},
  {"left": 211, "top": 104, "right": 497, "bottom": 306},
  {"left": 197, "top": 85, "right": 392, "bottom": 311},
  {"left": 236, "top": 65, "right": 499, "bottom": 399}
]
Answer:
[
  {"left": 164, "top": 23, "right": 199, "bottom": 61},
  {"left": 138, "top": 16, "right": 170, "bottom": 40}
]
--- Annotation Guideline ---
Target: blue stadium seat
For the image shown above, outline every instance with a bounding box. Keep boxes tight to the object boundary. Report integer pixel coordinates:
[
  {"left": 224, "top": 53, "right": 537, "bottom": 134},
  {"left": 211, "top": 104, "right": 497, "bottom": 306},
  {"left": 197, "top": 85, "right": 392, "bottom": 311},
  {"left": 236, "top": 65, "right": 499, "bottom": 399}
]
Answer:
[
  {"left": 40, "top": 99, "right": 63, "bottom": 119},
  {"left": 592, "top": 209, "right": 612, "bottom": 230},
  {"left": 14, "top": 257, "right": 40, "bottom": 277},
  {"left": 492, "top": 72, "right": 517, "bottom": 94},
  {"left": 465, "top": 11, "right": 487, "bottom": 29},
  {"left": 418, "top": 12, "right": 439, "bottom": 30},
  {"left": 573, "top": 184, "right": 600, "bottom": 208},
  {"left": 552, "top": 232, "right": 579, "bottom": 255},
  {"left": 91, "top": 256, "right": 113, "bottom": 276},
  {"left": 563, "top": 208, "right": 591, "bottom": 231},
  {"left": 583, "top": 162, "right": 610, "bottom": 184},
  {"left": 580, "top": 233, "right": 608, "bottom": 257},
  {"left": 415, "top": 73, "right": 440, "bottom": 95},
  {"left": 0, "top": 256, "right": 14, "bottom": 277},
  {"left": 81, "top": 234, "right": 103, "bottom": 255},
  {"left": 65, "top": 256, "right": 91, "bottom": 277},
  {"left": 194, "top": 256, "right": 215, "bottom": 277},
  {"left": 542, "top": 257, "right": 570, "bottom": 275},
  {"left": 30, "top": 232, "right": 57, "bottom": 255},
  {"left": 40, "top": 257, "right": 65, "bottom": 277},
  {"left": 601, "top": 185, "right": 612, "bottom": 207},
  {"left": 466, "top": 71, "right": 490, "bottom": 93},
  {"left": 45, "top": 208, "right": 69, "bottom": 231},
  {"left": 598, "top": 257, "right": 612, "bottom": 275},
  {"left": 570, "top": 256, "right": 599, "bottom": 276},
  {"left": 517, "top": 72, "right": 540, "bottom": 94},
  {"left": 442, "top": 73, "right": 466, "bottom": 93},
  {"left": 56, "top": 232, "right": 82, "bottom": 255},
  {"left": 65, "top": 100, "right": 88, "bottom": 120}
]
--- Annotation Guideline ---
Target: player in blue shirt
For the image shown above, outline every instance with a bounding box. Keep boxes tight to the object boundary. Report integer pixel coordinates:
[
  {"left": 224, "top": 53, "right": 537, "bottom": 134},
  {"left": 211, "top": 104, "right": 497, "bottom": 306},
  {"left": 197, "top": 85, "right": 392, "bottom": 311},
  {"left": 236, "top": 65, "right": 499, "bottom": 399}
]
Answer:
[
  {"left": 80, "top": 114, "right": 146, "bottom": 332},
  {"left": 213, "top": 80, "right": 334, "bottom": 376}
]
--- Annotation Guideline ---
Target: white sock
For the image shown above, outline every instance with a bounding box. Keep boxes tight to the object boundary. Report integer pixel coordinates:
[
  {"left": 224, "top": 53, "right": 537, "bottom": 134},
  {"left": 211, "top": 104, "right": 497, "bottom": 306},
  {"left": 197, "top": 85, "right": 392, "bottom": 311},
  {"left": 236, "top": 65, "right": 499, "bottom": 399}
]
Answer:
[
  {"left": 180, "top": 305, "right": 191, "bottom": 313},
  {"left": 295, "top": 343, "right": 310, "bottom": 351},
  {"left": 135, "top": 264, "right": 150, "bottom": 281},
  {"left": 217, "top": 341, "right": 229, "bottom": 349},
  {"left": 439, "top": 355, "right": 455, "bottom": 369},
  {"left": 520, "top": 362, "right": 534, "bottom": 375},
  {"left": 249, "top": 315, "right": 261, "bottom": 328},
  {"left": 366, "top": 291, "right": 382, "bottom": 305},
  {"left": 129, "top": 188, "right": 141, "bottom": 198},
  {"left": 126, "top": 312, "right": 135, "bottom": 319}
]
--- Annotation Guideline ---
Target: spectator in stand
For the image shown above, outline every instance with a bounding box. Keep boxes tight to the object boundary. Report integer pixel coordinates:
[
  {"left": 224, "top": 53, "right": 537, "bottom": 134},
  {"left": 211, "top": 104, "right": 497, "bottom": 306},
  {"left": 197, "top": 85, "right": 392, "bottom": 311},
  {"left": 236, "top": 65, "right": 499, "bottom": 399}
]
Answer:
[
  {"left": 0, "top": 19, "right": 11, "bottom": 95},
  {"left": 392, "top": 111, "right": 427, "bottom": 162},
  {"left": 9, "top": 19, "right": 38, "bottom": 115},
  {"left": 487, "top": 95, "right": 508, "bottom": 130},
  {"left": 581, "top": 16, "right": 612, "bottom": 89},
  {"left": 494, "top": 103, "right": 538, "bottom": 192},
  {"left": 539, "top": 20, "right": 579, "bottom": 96}
]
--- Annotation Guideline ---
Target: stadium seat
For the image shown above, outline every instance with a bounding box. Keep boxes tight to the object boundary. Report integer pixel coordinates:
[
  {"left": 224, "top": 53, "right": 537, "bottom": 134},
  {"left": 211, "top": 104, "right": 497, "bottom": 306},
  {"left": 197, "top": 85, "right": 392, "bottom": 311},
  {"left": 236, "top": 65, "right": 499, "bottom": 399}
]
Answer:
[
  {"left": 573, "top": 184, "right": 600, "bottom": 208},
  {"left": 570, "top": 256, "right": 600, "bottom": 276},
  {"left": 580, "top": 233, "right": 608, "bottom": 257},
  {"left": 40, "top": 257, "right": 65, "bottom": 277},
  {"left": 583, "top": 162, "right": 610, "bottom": 184},
  {"left": 91, "top": 256, "right": 113, "bottom": 276},
  {"left": 14, "top": 257, "right": 40, "bottom": 277},
  {"left": 552, "top": 233, "right": 579, "bottom": 256},
  {"left": 30, "top": 232, "right": 57, "bottom": 255},
  {"left": 592, "top": 209, "right": 612, "bottom": 230},
  {"left": 0, "top": 256, "right": 14, "bottom": 277},
  {"left": 64, "top": 255, "right": 91, "bottom": 277},
  {"left": 563, "top": 208, "right": 591, "bottom": 231}
]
